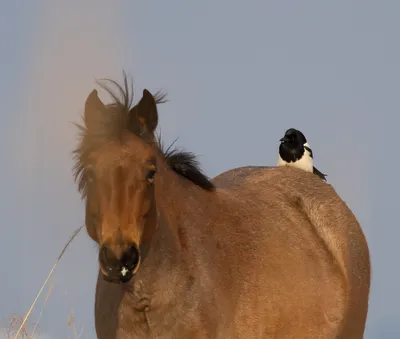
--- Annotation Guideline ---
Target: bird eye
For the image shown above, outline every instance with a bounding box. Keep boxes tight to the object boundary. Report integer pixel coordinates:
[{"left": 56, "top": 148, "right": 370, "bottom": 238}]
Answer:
[{"left": 146, "top": 169, "right": 156, "bottom": 183}]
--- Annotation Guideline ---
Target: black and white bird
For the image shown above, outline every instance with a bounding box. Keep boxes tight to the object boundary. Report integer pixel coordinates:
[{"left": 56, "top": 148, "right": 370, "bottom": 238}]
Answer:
[{"left": 278, "top": 128, "right": 327, "bottom": 181}]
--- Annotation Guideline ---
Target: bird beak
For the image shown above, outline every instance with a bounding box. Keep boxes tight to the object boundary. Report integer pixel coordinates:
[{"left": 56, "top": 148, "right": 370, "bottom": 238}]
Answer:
[{"left": 280, "top": 136, "right": 289, "bottom": 143}]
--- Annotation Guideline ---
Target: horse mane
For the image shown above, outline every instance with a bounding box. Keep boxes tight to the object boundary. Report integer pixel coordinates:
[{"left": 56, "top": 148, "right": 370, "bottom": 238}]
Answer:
[
  {"left": 73, "top": 73, "right": 215, "bottom": 197},
  {"left": 157, "top": 135, "right": 215, "bottom": 191}
]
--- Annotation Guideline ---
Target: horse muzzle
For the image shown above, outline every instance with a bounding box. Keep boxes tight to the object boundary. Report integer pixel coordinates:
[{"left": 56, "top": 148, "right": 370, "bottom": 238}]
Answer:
[{"left": 99, "top": 243, "right": 141, "bottom": 284}]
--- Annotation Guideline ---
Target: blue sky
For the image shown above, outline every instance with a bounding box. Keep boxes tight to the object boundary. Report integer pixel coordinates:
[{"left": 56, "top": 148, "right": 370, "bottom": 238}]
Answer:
[{"left": 0, "top": 1, "right": 398, "bottom": 337}]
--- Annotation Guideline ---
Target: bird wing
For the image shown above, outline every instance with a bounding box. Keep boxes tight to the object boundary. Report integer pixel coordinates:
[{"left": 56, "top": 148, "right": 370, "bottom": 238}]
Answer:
[
  {"left": 313, "top": 166, "right": 327, "bottom": 181},
  {"left": 304, "top": 145, "right": 313, "bottom": 158}
]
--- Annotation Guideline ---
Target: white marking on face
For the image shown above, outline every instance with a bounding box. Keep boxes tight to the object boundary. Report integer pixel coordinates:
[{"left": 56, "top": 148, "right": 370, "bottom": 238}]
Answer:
[
  {"left": 121, "top": 266, "right": 129, "bottom": 276},
  {"left": 277, "top": 142, "right": 314, "bottom": 173}
]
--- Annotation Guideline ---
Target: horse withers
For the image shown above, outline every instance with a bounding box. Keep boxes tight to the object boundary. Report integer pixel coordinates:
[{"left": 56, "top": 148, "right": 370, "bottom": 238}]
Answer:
[{"left": 73, "top": 75, "right": 370, "bottom": 338}]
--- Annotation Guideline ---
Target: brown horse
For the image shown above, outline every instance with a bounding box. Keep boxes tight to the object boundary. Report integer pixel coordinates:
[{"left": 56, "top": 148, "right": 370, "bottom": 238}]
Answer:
[{"left": 73, "top": 76, "right": 370, "bottom": 339}]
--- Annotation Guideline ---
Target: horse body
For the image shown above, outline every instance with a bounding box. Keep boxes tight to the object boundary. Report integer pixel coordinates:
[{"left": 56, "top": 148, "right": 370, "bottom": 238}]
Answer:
[
  {"left": 93, "top": 164, "right": 370, "bottom": 339},
  {"left": 74, "top": 76, "right": 370, "bottom": 339}
]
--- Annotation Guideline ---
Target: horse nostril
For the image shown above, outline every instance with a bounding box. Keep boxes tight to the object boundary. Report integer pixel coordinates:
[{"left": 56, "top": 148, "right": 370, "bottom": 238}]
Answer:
[
  {"left": 120, "top": 244, "right": 140, "bottom": 272},
  {"left": 99, "top": 245, "right": 119, "bottom": 274}
]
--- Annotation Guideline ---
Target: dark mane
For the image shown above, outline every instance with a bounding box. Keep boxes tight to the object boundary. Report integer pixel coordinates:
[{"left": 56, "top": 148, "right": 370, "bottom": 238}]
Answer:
[
  {"left": 73, "top": 73, "right": 215, "bottom": 197},
  {"left": 157, "top": 135, "right": 215, "bottom": 191}
]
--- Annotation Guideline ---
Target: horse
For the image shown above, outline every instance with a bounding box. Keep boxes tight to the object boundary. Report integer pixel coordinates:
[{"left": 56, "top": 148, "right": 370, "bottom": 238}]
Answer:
[{"left": 73, "top": 75, "right": 370, "bottom": 339}]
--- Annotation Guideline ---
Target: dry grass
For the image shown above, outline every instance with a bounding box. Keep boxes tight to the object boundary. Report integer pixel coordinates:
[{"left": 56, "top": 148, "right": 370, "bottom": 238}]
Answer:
[
  {"left": 5, "top": 310, "right": 84, "bottom": 339},
  {"left": 8, "top": 226, "right": 84, "bottom": 339},
  {"left": 5, "top": 315, "right": 36, "bottom": 339}
]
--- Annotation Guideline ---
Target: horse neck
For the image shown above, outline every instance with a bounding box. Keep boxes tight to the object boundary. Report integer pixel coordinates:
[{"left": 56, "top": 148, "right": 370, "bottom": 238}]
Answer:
[
  {"left": 153, "top": 154, "right": 213, "bottom": 252},
  {"left": 130, "top": 154, "right": 214, "bottom": 302}
]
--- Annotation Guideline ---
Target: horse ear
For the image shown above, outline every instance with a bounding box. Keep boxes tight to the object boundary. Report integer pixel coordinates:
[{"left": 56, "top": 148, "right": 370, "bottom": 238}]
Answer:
[
  {"left": 84, "top": 89, "right": 107, "bottom": 129},
  {"left": 134, "top": 89, "right": 158, "bottom": 134}
]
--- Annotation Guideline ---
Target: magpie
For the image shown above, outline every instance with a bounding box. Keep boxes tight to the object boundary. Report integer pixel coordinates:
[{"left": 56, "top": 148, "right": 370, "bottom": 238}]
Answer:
[{"left": 278, "top": 128, "right": 327, "bottom": 181}]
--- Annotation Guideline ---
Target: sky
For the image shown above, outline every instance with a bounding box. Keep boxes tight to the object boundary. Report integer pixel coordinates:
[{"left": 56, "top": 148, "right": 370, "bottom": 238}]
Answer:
[{"left": 0, "top": 0, "right": 398, "bottom": 338}]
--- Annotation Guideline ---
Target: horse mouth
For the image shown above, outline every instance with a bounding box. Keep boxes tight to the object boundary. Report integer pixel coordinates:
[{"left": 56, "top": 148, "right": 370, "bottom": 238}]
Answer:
[
  {"left": 100, "top": 264, "right": 135, "bottom": 284},
  {"left": 102, "top": 270, "right": 134, "bottom": 284}
]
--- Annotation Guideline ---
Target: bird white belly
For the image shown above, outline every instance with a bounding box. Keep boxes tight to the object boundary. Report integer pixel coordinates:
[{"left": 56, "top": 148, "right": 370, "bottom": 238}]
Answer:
[{"left": 278, "top": 151, "right": 313, "bottom": 173}]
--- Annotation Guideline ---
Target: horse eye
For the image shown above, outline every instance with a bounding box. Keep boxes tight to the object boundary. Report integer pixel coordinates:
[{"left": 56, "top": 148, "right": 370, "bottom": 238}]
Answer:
[
  {"left": 86, "top": 167, "right": 96, "bottom": 184},
  {"left": 146, "top": 169, "right": 156, "bottom": 183}
]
